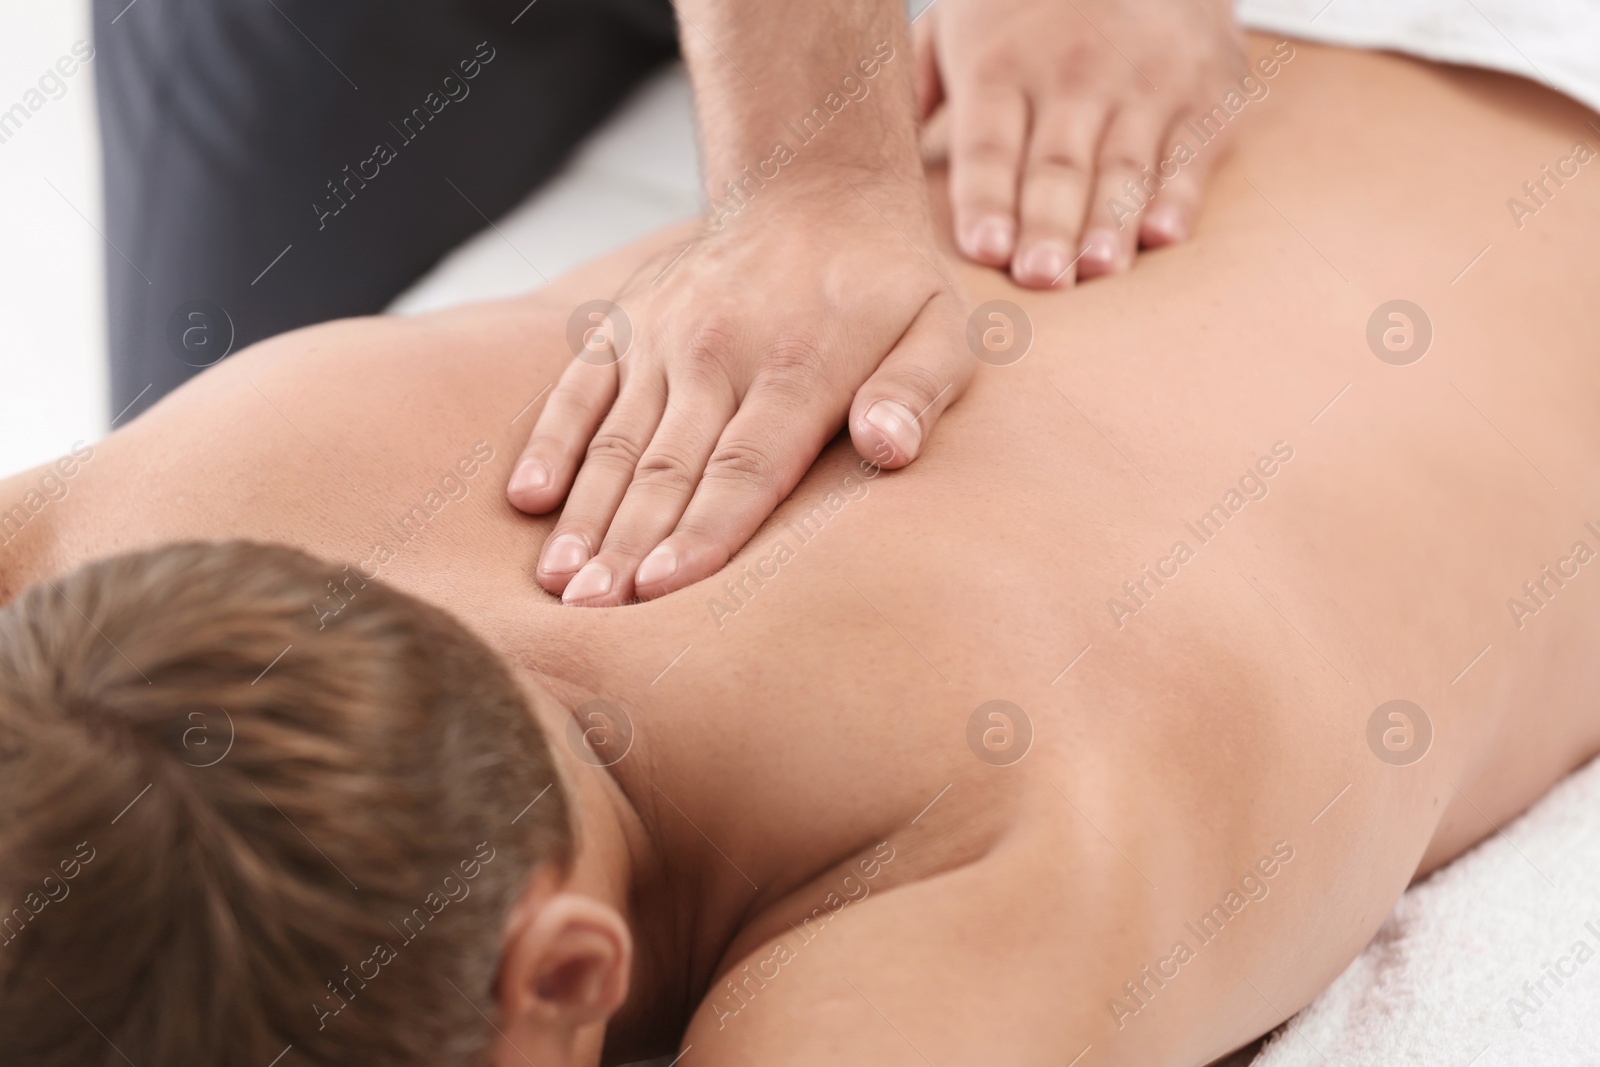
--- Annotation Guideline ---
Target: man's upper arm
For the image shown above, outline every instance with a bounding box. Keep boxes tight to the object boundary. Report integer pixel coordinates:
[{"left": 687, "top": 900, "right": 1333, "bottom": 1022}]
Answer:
[{"left": 673, "top": 858, "right": 1057, "bottom": 1067}]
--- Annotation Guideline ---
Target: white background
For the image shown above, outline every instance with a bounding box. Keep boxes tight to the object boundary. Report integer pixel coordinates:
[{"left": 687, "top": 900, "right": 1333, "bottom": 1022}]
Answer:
[{"left": 0, "top": 0, "right": 105, "bottom": 477}]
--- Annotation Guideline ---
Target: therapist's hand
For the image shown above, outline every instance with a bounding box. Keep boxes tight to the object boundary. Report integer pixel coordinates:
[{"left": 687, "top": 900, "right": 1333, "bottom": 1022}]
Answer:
[
  {"left": 507, "top": 172, "right": 971, "bottom": 606},
  {"left": 915, "top": 0, "right": 1244, "bottom": 287}
]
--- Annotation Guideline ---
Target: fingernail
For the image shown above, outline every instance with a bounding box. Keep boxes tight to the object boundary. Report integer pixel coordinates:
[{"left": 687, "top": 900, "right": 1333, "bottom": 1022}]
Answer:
[
  {"left": 563, "top": 561, "right": 613, "bottom": 604},
  {"left": 966, "top": 216, "right": 1014, "bottom": 263},
  {"left": 636, "top": 546, "right": 678, "bottom": 587},
  {"left": 864, "top": 400, "right": 922, "bottom": 461},
  {"left": 508, "top": 458, "right": 550, "bottom": 496},
  {"left": 1143, "top": 204, "right": 1187, "bottom": 246},
  {"left": 1078, "top": 228, "right": 1121, "bottom": 275},
  {"left": 541, "top": 534, "right": 589, "bottom": 575},
  {"left": 1014, "top": 241, "right": 1069, "bottom": 287}
]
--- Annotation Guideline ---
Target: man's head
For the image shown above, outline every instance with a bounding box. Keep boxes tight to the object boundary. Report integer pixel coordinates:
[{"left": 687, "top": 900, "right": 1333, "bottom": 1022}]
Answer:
[{"left": 0, "top": 542, "right": 630, "bottom": 1065}]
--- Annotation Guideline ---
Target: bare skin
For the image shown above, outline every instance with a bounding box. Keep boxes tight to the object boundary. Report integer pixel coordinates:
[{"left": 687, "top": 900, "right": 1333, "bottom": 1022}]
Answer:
[{"left": 3, "top": 36, "right": 1599, "bottom": 1067}]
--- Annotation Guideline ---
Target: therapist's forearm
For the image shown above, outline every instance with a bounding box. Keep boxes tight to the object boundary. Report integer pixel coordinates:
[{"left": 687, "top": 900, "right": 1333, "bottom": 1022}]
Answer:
[{"left": 675, "top": 0, "right": 921, "bottom": 195}]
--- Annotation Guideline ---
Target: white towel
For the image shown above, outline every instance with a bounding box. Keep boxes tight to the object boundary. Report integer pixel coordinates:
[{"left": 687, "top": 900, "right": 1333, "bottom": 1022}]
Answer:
[
  {"left": 1250, "top": 755, "right": 1600, "bottom": 1067},
  {"left": 1237, "top": 0, "right": 1600, "bottom": 115}
]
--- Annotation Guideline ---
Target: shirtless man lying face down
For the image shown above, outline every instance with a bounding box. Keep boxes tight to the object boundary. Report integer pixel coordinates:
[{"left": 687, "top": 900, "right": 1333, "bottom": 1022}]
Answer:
[{"left": 2, "top": 35, "right": 1600, "bottom": 1067}]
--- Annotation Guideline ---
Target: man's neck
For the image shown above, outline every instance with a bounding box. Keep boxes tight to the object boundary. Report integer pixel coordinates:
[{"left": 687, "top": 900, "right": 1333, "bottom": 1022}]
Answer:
[
  {"left": 0, "top": 466, "right": 63, "bottom": 610},
  {"left": 525, "top": 668, "right": 742, "bottom": 1061}
]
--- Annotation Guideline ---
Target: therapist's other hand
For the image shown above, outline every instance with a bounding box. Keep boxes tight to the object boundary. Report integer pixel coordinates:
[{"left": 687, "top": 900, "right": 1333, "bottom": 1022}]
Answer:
[
  {"left": 915, "top": 0, "right": 1244, "bottom": 287},
  {"left": 507, "top": 173, "right": 972, "bottom": 606}
]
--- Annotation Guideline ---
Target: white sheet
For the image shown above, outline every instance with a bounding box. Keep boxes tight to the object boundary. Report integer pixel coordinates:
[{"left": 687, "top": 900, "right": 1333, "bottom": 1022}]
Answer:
[{"left": 1237, "top": 0, "right": 1600, "bottom": 115}]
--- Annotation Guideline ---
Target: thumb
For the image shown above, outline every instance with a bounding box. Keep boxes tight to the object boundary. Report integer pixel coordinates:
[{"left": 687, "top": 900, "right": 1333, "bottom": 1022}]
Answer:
[{"left": 848, "top": 297, "right": 974, "bottom": 469}]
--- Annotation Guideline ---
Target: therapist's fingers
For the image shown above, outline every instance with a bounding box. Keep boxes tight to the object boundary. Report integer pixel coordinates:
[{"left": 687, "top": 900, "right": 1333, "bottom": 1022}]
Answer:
[
  {"left": 534, "top": 380, "right": 665, "bottom": 596},
  {"left": 1077, "top": 106, "right": 1167, "bottom": 280},
  {"left": 848, "top": 292, "right": 973, "bottom": 469},
  {"left": 560, "top": 382, "right": 737, "bottom": 606},
  {"left": 508, "top": 355, "right": 619, "bottom": 515},
  {"left": 948, "top": 83, "right": 1028, "bottom": 267},
  {"left": 1138, "top": 111, "right": 1228, "bottom": 249},
  {"left": 630, "top": 378, "right": 840, "bottom": 600},
  {"left": 1010, "top": 101, "right": 1109, "bottom": 288}
]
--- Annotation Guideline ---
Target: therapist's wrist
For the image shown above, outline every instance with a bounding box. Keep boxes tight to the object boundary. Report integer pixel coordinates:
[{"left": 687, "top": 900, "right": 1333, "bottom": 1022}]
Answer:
[
  {"left": 702, "top": 157, "right": 931, "bottom": 237},
  {"left": 694, "top": 36, "right": 921, "bottom": 198}
]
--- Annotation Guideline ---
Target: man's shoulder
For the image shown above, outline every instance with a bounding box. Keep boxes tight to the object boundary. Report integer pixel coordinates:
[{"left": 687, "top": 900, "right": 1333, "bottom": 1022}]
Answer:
[{"left": 0, "top": 443, "right": 97, "bottom": 610}]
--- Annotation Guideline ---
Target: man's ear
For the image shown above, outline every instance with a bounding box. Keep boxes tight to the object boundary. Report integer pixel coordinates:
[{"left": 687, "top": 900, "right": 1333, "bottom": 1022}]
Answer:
[{"left": 496, "top": 886, "right": 632, "bottom": 1063}]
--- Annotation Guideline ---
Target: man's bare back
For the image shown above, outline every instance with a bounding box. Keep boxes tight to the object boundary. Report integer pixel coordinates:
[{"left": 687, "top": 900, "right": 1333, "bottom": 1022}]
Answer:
[{"left": 4, "top": 37, "right": 1599, "bottom": 1066}]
